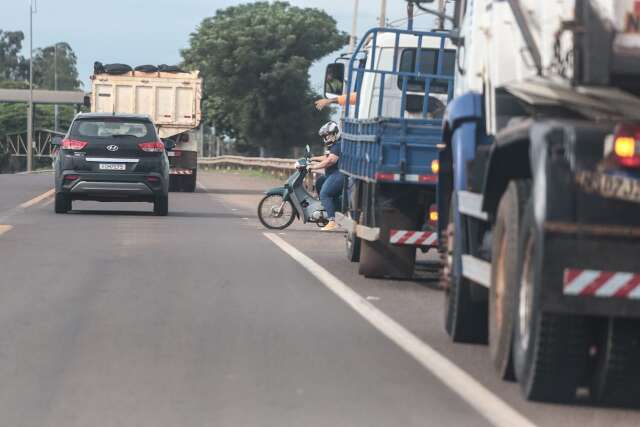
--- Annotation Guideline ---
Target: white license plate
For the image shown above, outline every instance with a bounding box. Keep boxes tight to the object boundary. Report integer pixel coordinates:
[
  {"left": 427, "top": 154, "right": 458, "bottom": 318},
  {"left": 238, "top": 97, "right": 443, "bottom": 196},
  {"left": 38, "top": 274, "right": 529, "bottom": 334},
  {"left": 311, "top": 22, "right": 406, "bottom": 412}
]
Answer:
[
  {"left": 99, "top": 163, "right": 126, "bottom": 171},
  {"left": 167, "top": 152, "right": 176, "bottom": 157}
]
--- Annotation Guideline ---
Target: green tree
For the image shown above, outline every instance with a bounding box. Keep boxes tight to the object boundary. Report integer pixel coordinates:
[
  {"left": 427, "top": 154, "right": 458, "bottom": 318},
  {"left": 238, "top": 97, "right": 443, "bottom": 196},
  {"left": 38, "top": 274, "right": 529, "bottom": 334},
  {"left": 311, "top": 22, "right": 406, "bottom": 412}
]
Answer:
[
  {"left": 33, "top": 42, "right": 81, "bottom": 90},
  {"left": 0, "top": 30, "right": 27, "bottom": 82},
  {"left": 0, "top": 33, "right": 80, "bottom": 138},
  {"left": 182, "top": 1, "right": 347, "bottom": 156}
]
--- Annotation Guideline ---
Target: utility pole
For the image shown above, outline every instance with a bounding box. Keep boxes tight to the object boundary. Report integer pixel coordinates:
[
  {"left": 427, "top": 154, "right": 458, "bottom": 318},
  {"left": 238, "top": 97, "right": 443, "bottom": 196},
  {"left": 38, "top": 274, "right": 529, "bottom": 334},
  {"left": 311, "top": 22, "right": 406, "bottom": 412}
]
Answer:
[
  {"left": 379, "top": 0, "right": 387, "bottom": 27},
  {"left": 54, "top": 43, "right": 59, "bottom": 132},
  {"left": 407, "top": 2, "right": 414, "bottom": 31},
  {"left": 27, "top": 0, "right": 36, "bottom": 172},
  {"left": 437, "top": 0, "right": 446, "bottom": 29},
  {"left": 349, "top": 0, "right": 359, "bottom": 52}
]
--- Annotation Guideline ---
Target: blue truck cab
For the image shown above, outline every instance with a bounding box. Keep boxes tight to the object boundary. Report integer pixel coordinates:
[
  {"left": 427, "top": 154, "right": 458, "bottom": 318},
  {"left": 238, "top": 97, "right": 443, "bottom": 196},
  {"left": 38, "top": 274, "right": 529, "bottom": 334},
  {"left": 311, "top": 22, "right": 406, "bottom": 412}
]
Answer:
[{"left": 324, "top": 28, "right": 456, "bottom": 278}]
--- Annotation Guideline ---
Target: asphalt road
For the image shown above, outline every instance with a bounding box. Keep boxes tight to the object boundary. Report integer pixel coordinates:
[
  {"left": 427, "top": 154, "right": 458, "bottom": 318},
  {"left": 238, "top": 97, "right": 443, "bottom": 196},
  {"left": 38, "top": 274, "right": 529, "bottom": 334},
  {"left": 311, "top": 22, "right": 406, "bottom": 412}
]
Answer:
[{"left": 0, "top": 170, "right": 637, "bottom": 427}]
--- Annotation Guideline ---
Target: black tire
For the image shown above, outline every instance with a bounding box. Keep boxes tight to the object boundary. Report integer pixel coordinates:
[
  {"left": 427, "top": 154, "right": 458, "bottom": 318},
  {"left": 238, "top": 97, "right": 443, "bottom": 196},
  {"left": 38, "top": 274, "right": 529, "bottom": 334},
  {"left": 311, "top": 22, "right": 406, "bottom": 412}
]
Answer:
[
  {"left": 442, "top": 192, "right": 488, "bottom": 343},
  {"left": 512, "top": 201, "right": 591, "bottom": 403},
  {"left": 490, "top": 181, "right": 530, "bottom": 380},
  {"left": 592, "top": 318, "right": 640, "bottom": 407},
  {"left": 345, "top": 228, "right": 361, "bottom": 262},
  {"left": 54, "top": 193, "right": 71, "bottom": 214},
  {"left": 169, "top": 176, "right": 179, "bottom": 192},
  {"left": 154, "top": 194, "right": 169, "bottom": 216},
  {"left": 358, "top": 206, "right": 416, "bottom": 279},
  {"left": 257, "top": 195, "right": 295, "bottom": 230},
  {"left": 184, "top": 171, "right": 197, "bottom": 193}
]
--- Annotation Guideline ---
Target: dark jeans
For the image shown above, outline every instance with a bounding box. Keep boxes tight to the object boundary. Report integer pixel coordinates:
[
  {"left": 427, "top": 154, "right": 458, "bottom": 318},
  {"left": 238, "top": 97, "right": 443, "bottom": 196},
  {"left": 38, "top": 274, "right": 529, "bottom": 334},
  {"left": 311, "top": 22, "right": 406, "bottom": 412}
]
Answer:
[{"left": 319, "top": 172, "right": 344, "bottom": 220}]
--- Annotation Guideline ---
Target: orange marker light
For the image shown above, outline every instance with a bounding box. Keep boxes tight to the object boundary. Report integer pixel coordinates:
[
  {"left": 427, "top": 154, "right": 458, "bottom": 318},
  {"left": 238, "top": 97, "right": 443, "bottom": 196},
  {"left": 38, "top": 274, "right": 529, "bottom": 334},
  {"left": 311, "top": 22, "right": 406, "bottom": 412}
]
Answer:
[
  {"left": 431, "top": 159, "right": 440, "bottom": 174},
  {"left": 614, "top": 136, "right": 636, "bottom": 158}
]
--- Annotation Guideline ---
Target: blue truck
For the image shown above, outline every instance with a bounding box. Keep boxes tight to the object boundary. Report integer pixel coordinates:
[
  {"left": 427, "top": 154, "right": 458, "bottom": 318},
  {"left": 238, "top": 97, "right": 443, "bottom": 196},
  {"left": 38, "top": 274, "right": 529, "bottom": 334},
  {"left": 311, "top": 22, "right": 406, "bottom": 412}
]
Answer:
[{"left": 324, "top": 27, "right": 456, "bottom": 279}]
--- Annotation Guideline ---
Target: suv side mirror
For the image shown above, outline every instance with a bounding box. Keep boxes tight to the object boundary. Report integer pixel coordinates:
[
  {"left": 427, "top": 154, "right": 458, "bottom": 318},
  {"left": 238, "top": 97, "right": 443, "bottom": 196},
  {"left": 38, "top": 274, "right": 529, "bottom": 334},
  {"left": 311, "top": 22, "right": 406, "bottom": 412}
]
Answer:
[
  {"left": 51, "top": 136, "right": 63, "bottom": 146},
  {"left": 163, "top": 139, "right": 176, "bottom": 151},
  {"left": 324, "top": 63, "right": 345, "bottom": 99}
]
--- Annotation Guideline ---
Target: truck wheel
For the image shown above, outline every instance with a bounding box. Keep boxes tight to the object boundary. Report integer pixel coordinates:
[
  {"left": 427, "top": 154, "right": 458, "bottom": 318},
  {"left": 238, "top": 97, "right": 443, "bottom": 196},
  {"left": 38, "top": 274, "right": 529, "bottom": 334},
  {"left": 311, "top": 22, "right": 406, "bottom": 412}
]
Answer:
[
  {"left": 512, "top": 201, "right": 590, "bottom": 403},
  {"left": 169, "top": 176, "right": 179, "bottom": 192},
  {"left": 345, "top": 228, "right": 361, "bottom": 262},
  {"left": 490, "top": 181, "right": 530, "bottom": 380},
  {"left": 358, "top": 204, "right": 416, "bottom": 278},
  {"left": 184, "top": 171, "right": 197, "bottom": 192},
  {"left": 154, "top": 194, "right": 169, "bottom": 216},
  {"left": 443, "top": 193, "right": 488, "bottom": 343},
  {"left": 593, "top": 318, "right": 640, "bottom": 407},
  {"left": 54, "top": 193, "right": 71, "bottom": 214}
]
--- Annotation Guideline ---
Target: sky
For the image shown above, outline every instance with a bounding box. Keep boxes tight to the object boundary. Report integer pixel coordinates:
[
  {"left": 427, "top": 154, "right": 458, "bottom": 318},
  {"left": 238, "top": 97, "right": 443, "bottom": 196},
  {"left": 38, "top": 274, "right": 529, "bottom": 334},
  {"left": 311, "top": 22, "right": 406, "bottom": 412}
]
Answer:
[{"left": 1, "top": 0, "right": 436, "bottom": 92}]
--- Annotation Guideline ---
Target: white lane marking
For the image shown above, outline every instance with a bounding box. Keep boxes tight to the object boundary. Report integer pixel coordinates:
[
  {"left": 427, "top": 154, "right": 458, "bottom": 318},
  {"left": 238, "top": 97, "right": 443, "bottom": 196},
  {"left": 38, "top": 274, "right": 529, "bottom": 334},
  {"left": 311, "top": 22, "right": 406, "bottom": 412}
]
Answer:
[
  {"left": 18, "top": 189, "right": 55, "bottom": 209},
  {"left": 263, "top": 232, "right": 536, "bottom": 427},
  {"left": 0, "top": 225, "right": 13, "bottom": 236}
]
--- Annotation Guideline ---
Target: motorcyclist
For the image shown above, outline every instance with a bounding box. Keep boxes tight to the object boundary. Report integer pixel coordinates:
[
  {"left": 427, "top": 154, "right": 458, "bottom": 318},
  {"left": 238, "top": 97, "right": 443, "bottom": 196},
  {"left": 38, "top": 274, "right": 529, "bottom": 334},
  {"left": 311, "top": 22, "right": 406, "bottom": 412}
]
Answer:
[{"left": 308, "top": 121, "right": 345, "bottom": 231}]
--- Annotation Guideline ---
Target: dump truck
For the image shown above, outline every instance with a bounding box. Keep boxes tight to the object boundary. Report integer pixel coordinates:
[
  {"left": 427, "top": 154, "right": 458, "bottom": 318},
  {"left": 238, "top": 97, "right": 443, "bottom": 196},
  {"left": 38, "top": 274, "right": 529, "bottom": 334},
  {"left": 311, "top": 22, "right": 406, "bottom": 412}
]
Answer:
[
  {"left": 90, "top": 65, "right": 203, "bottom": 192},
  {"left": 435, "top": 0, "right": 640, "bottom": 406},
  {"left": 326, "top": 27, "right": 455, "bottom": 279}
]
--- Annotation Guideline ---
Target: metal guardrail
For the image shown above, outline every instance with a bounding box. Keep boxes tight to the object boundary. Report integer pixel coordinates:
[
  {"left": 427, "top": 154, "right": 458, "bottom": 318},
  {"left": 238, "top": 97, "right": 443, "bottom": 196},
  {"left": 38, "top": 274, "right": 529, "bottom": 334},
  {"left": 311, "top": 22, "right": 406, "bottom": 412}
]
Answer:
[{"left": 198, "top": 155, "right": 297, "bottom": 171}]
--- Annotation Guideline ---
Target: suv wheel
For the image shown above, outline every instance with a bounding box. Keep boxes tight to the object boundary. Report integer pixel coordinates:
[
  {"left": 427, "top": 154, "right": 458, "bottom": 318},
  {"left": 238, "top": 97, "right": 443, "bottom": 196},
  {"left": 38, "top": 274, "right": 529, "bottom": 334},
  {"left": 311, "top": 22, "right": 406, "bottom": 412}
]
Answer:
[
  {"left": 54, "top": 193, "right": 71, "bottom": 214},
  {"left": 154, "top": 194, "right": 169, "bottom": 216}
]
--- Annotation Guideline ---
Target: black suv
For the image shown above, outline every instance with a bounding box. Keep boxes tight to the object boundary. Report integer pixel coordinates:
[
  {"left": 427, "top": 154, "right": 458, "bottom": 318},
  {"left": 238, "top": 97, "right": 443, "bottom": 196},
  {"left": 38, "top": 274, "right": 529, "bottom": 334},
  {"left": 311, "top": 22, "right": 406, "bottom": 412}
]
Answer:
[{"left": 53, "top": 113, "right": 171, "bottom": 215}]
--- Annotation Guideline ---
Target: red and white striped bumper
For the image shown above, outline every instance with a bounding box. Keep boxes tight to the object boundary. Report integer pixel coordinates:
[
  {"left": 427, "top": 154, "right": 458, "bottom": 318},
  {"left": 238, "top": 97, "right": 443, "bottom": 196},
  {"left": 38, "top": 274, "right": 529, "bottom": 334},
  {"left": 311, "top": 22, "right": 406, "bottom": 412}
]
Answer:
[
  {"left": 170, "top": 168, "right": 193, "bottom": 175},
  {"left": 563, "top": 268, "right": 640, "bottom": 299},
  {"left": 389, "top": 229, "right": 438, "bottom": 247}
]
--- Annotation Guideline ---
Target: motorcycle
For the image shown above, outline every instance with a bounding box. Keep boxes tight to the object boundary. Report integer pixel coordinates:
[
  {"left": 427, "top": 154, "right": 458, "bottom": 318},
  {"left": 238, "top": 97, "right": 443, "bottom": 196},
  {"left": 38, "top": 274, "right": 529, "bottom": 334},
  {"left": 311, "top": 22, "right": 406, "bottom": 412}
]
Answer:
[{"left": 257, "top": 145, "right": 340, "bottom": 230}]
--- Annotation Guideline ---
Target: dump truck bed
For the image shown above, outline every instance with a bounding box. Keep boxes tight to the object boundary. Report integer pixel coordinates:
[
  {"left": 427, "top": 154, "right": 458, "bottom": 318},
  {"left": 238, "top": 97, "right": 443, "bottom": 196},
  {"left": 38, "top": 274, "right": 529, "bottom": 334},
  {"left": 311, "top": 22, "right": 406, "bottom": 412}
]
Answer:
[{"left": 90, "top": 71, "right": 202, "bottom": 138}]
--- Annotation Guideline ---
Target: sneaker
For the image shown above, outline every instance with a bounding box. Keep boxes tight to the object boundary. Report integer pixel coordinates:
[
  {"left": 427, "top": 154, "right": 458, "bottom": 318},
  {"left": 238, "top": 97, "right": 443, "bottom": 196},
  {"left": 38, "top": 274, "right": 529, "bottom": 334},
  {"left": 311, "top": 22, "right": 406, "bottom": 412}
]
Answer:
[{"left": 321, "top": 220, "right": 338, "bottom": 231}]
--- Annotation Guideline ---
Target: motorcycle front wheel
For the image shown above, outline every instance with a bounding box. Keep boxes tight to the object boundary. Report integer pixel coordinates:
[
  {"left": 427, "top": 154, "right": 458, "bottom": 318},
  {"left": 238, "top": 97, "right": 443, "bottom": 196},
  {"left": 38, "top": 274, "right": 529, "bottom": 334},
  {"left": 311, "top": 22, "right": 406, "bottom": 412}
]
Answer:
[{"left": 257, "top": 195, "right": 296, "bottom": 230}]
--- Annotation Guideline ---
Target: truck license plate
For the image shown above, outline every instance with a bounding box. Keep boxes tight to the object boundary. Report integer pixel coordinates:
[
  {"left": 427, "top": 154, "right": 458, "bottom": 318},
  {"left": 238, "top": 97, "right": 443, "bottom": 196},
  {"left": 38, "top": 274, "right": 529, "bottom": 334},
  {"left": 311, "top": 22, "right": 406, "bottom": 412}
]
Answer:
[
  {"left": 575, "top": 170, "right": 640, "bottom": 203},
  {"left": 99, "top": 163, "right": 126, "bottom": 171}
]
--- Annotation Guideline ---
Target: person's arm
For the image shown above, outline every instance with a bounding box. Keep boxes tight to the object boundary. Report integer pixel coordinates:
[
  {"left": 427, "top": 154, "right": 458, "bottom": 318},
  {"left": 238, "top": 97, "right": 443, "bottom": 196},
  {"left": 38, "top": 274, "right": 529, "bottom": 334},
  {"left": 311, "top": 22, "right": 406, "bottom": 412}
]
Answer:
[
  {"left": 337, "top": 92, "right": 357, "bottom": 107},
  {"left": 309, "top": 154, "right": 339, "bottom": 171},
  {"left": 310, "top": 155, "right": 325, "bottom": 162},
  {"left": 314, "top": 92, "right": 357, "bottom": 111}
]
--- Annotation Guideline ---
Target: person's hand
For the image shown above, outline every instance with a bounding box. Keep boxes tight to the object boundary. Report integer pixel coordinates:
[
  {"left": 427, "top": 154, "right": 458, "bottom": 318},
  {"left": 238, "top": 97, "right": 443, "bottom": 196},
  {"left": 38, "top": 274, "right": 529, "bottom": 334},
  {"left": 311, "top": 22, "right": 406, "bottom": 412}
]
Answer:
[
  {"left": 315, "top": 98, "right": 334, "bottom": 111},
  {"left": 306, "top": 164, "right": 315, "bottom": 172}
]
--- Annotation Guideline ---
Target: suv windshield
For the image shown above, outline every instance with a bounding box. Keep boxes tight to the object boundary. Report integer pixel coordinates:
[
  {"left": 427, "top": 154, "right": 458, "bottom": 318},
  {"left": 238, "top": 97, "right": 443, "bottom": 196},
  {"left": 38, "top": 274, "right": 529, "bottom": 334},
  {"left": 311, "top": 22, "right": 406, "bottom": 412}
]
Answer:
[{"left": 70, "top": 119, "right": 155, "bottom": 139}]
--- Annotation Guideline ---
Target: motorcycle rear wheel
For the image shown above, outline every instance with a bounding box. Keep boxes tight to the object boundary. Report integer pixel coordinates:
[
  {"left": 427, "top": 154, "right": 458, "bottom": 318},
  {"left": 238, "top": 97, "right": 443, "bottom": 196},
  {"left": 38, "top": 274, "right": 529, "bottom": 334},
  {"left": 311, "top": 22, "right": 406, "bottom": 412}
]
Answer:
[{"left": 258, "top": 195, "right": 296, "bottom": 230}]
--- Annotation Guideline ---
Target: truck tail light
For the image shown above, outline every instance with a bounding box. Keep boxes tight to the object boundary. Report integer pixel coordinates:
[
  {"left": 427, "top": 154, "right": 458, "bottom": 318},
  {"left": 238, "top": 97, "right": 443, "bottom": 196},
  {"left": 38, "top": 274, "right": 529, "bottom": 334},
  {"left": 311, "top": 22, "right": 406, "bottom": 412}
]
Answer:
[
  {"left": 431, "top": 159, "right": 440, "bottom": 174},
  {"left": 613, "top": 124, "right": 640, "bottom": 168},
  {"left": 64, "top": 174, "right": 79, "bottom": 181},
  {"left": 138, "top": 141, "right": 165, "bottom": 153},
  {"left": 61, "top": 139, "right": 88, "bottom": 150},
  {"left": 428, "top": 204, "right": 438, "bottom": 225}
]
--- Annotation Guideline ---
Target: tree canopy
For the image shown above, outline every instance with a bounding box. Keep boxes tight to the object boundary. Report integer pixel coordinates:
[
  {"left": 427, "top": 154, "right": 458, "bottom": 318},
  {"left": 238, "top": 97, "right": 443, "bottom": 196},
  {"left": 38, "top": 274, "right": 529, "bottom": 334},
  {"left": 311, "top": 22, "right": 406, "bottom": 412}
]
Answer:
[
  {"left": 182, "top": 1, "right": 347, "bottom": 156},
  {"left": 0, "top": 30, "right": 80, "bottom": 138}
]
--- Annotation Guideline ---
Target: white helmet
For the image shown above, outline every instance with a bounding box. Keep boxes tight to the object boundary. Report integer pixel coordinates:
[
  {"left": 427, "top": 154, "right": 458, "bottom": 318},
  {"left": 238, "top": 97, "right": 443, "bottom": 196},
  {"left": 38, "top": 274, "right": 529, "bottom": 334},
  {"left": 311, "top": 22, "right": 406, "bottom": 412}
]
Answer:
[{"left": 318, "top": 121, "right": 341, "bottom": 147}]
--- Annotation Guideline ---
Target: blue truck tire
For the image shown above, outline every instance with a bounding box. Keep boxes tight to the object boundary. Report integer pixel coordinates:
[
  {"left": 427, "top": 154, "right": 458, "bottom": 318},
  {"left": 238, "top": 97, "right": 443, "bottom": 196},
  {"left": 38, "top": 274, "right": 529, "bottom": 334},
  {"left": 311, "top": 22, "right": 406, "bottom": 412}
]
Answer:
[
  {"left": 443, "top": 192, "right": 488, "bottom": 343},
  {"left": 512, "top": 200, "right": 591, "bottom": 403},
  {"left": 489, "top": 180, "right": 531, "bottom": 380},
  {"left": 358, "top": 190, "right": 417, "bottom": 279},
  {"left": 592, "top": 318, "right": 640, "bottom": 407}
]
